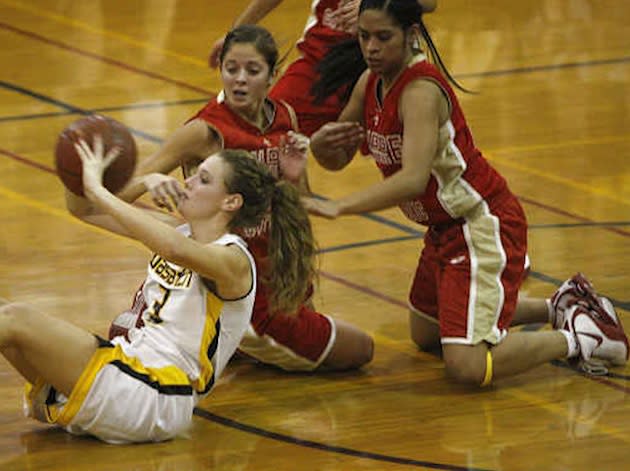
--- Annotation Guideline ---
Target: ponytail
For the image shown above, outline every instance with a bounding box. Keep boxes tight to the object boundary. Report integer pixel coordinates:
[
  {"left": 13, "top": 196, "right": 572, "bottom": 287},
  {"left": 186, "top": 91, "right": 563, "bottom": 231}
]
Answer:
[
  {"left": 311, "top": 39, "right": 366, "bottom": 105},
  {"left": 267, "top": 181, "right": 317, "bottom": 314}
]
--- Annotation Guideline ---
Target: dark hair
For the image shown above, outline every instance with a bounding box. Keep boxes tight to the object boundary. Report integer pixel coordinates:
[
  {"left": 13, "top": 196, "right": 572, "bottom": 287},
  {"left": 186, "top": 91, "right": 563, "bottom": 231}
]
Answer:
[
  {"left": 312, "top": 0, "right": 469, "bottom": 104},
  {"left": 220, "top": 24, "right": 279, "bottom": 74},
  {"left": 219, "top": 149, "right": 316, "bottom": 315}
]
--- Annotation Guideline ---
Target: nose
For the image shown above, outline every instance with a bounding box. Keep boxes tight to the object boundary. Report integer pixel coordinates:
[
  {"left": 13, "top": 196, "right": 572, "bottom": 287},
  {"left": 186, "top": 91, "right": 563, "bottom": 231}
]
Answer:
[
  {"left": 365, "top": 36, "right": 380, "bottom": 54},
  {"left": 235, "top": 68, "right": 247, "bottom": 83}
]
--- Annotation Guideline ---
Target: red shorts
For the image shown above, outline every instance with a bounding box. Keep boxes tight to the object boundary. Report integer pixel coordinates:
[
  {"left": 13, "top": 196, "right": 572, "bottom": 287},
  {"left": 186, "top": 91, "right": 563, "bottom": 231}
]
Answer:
[
  {"left": 270, "top": 57, "right": 347, "bottom": 136},
  {"left": 409, "top": 195, "right": 527, "bottom": 345},
  {"left": 238, "top": 282, "right": 335, "bottom": 371}
]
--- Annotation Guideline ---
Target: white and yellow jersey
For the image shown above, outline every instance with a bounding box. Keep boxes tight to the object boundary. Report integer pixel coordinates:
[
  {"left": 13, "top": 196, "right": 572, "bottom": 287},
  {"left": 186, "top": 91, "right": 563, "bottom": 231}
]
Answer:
[
  {"left": 129, "top": 227, "right": 256, "bottom": 399},
  {"left": 24, "top": 227, "right": 256, "bottom": 444}
]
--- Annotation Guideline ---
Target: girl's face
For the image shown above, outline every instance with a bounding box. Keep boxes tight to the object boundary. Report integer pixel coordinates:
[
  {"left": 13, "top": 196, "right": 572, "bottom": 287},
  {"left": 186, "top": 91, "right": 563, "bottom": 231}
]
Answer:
[
  {"left": 220, "top": 43, "right": 272, "bottom": 116},
  {"left": 358, "top": 9, "right": 409, "bottom": 79},
  {"left": 179, "top": 154, "right": 232, "bottom": 220}
]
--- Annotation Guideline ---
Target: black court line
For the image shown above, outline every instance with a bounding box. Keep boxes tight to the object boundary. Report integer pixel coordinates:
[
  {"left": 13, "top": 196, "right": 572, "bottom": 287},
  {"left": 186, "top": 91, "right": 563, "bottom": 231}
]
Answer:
[
  {"left": 550, "top": 360, "right": 630, "bottom": 392},
  {"left": 2, "top": 72, "right": 629, "bottom": 467},
  {"left": 193, "top": 408, "right": 493, "bottom": 471},
  {"left": 2, "top": 76, "right": 629, "bottom": 313},
  {"left": 0, "top": 81, "right": 162, "bottom": 144},
  {"left": 3, "top": 16, "right": 628, "bottom": 93},
  {"left": 0, "top": 98, "right": 209, "bottom": 123},
  {"left": 0, "top": 21, "right": 212, "bottom": 96},
  {"left": 456, "top": 56, "right": 630, "bottom": 79}
]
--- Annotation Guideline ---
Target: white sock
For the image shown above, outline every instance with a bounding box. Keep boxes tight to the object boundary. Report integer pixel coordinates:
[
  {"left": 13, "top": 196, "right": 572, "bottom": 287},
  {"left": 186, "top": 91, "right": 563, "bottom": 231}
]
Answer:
[{"left": 559, "top": 329, "right": 579, "bottom": 358}]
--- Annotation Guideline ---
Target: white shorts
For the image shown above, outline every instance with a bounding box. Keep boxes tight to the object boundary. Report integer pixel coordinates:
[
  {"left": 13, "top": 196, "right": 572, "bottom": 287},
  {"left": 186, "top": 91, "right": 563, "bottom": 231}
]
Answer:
[{"left": 24, "top": 337, "right": 195, "bottom": 444}]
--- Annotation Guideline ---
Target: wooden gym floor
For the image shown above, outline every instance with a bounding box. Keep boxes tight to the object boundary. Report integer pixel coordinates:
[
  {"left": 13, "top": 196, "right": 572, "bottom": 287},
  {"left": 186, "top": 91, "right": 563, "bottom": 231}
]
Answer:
[{"left": 0, "top": 0, "right": 629, "bottom": 469}]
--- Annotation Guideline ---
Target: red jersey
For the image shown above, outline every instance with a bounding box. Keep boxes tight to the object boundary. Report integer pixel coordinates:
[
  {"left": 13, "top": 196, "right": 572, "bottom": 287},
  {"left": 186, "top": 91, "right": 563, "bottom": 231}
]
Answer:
[
  {"left": 189, "top": 96, "right": 298, "bottom": 259},
  {"left": 297, "top": 0, "right": 353, "bottom": 61},
  {"left": 361, "top": 58, "right": 511, "bottom": 226}
]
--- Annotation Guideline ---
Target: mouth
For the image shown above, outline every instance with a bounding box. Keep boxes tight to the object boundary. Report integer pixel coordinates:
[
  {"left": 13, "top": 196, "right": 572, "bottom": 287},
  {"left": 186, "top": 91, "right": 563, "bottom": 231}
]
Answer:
[{"left": 232, "top": 90, "right": 248, "bottom": 99}]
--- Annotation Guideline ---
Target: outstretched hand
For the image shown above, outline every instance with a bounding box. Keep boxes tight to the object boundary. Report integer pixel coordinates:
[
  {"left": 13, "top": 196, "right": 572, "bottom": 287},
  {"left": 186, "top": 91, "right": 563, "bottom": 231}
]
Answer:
[
  {"left": 337, "top": 0, "right": 361, "bottom": 34},
  {"left": 74, "top": 135, "right": 121, "bottom": 196},
  {"left": 143, "top": 173, "right": 187, "bottom": 212},
  {"left": 301, "top": 196, "right": 340, "bottom": 219},
  {"left": 279, "top": 131, "right": 309, "bottom": 184}
]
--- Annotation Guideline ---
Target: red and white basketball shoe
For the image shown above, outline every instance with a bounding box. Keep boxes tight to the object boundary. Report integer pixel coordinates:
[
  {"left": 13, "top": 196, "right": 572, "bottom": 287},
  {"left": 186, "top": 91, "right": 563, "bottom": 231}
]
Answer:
[
  {"left": 549, "top": 273, "right": 599, "bottom": 329},
  {"left": 563, "top": 302, "right": 629, "bottom": 372}
]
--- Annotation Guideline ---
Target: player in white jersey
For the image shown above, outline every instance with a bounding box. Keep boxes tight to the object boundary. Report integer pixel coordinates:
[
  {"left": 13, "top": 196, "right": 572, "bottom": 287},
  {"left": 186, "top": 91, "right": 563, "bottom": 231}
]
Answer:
[{"left": 0, "top": 145, "right": 316, "bottom": 444}]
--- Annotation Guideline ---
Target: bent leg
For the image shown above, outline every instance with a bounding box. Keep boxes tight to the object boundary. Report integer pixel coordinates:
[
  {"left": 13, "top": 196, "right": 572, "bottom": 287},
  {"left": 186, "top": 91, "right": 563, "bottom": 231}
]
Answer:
[
  {"left": 0, "top": 303, "right": 98, "bottom": 396},
  {"left": 409, "top": 309, "right": 440, "bottom": 352},
  {"left": 442, "top": 330, "right": 569, "bottom": 385},
  {"left": 321, "top": 318, "right": 373, "bottom": 370},
  {"left": 241, "top": 297, "right": 373, "bottom": 372},
  {"left": 511, "top": 295, "right": 550, "bottom": 325}
]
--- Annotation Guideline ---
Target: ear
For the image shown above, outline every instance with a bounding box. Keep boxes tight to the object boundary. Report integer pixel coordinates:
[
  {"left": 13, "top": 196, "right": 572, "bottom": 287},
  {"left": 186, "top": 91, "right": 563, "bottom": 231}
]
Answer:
[
  {"left": 268, "top": 68, "right": 277, "bottom": 86},
  {"left": 222, "top": 193, "right": 244, "bottom": 213},
  {"left": 408, "top": 24, "right": 421, "bottom": 50}
]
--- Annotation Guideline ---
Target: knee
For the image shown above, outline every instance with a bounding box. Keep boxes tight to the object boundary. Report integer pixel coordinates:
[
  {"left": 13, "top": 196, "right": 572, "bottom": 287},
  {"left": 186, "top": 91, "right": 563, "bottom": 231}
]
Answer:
[
  {"left": 322, "top": 328, "right": 374, "bottom": 371},
  {"left": 409, "top": 312, "right": 440, "bottom": 351},
  {"left": 0, "top": 303, "right": 32, "bottom": 345},
  {"left": 359, "top": 334, "right": 375, "bottom": 366},
  {"left": 442, "top": 347, "right": 487, "bottom": 386},
  {"left": 340, "top": 332, "right": 374, "bottom": 369}
]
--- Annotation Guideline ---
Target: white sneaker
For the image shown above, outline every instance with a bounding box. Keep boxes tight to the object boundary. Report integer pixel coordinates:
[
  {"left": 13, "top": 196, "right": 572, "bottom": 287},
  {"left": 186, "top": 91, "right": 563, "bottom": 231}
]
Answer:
[
  {"left": 564, "top": 304, "right": 629, "bottom": 368},
  {"left": 550, "top": 273, "right": 598, "bottom": 329}
]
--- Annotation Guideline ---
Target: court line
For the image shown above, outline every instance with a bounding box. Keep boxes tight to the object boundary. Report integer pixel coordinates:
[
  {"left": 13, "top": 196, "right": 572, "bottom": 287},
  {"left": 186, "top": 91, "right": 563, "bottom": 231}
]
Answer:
[
  {"left": 456, "top": 56, "right": 630, "bottom": 79},
  {"left": 0, "top": 9, "right": 628, "bottom": 469},
  {"left": 486, "top": 151, "right": 630, "bottom": 209},
  {"left": 2, "top": 151, "right": 627, "bottom": 464},
  {"left": 0, "top": 21, "right": 211, "bottom": 96},
  {"left": 0, "top": 0, "right": 207, "bottom": 67},
  {"left": 2, "top": 0, "right": 628, "bottom": 82},
  {"left": 0, "top": 98, "right": 209, "bottom": 124},
  {"left": 193, "top": 408, "right": 493, "bottom": 471}
]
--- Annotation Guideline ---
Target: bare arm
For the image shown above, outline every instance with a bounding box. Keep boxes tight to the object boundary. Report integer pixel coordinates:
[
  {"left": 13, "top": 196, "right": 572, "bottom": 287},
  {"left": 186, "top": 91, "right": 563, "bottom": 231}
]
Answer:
[
  {"left": 309, "top": 71, "right": 368, "bottom": 171},
  {"left": 117, "top": 119, "right": 221, "bottom": 203},
  {"left": 76, "top": 139, "right": 251, "bottom": 297},
  {"left": 209, "top": 0, "right": 285, "bottom": 67},
  {"left": 65, "top": 184, "right": 181, "bottom": 238},
  {"left": 338, "top": 80, "right": 444, "bottom": 214},
  {"left": 306, "top": 79, "right": 445, "bottom": 218}
]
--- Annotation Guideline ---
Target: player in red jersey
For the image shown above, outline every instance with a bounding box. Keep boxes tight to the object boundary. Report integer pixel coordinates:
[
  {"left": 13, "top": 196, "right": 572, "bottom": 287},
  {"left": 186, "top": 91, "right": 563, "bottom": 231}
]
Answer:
[
  {"left": 306, "top": 0, "right": 628, "bottom": 384},
  {"left": 208, "top": 0, "right": 437, "bottom": 136},
  {"left": 117, "top": 24, "right": 373, "bottom": 372}
]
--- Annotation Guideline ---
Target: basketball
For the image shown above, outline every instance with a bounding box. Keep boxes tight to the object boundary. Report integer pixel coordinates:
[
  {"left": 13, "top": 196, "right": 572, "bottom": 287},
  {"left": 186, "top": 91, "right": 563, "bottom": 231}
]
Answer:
[{"left": 55, "top": 114, "right": 137, "bottom": 196}]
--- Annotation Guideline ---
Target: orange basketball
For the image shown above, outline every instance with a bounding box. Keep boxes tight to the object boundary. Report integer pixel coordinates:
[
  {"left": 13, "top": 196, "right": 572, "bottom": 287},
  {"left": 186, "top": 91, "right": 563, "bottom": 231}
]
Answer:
[{"left": 54, "top": 114, "right": 137, "bottom": 196}]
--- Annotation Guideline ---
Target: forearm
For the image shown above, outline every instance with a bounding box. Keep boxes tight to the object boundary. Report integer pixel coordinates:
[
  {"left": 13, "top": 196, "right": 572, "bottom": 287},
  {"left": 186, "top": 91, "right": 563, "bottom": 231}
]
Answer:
[
  {"left": 233, "top": 0, "right": 284, "bottom": 26},
  {"left": 338, "top": 171, "right": 427, "bottom": 215},
  {"left": 87, "top": 185, "right": 180, "bottom": 256}
]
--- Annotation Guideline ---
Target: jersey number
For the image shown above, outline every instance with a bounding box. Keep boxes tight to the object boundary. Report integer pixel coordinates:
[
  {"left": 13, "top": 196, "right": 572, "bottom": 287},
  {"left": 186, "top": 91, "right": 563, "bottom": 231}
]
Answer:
[{"left": 146, "top": 286, "right": 171, "bottom": 324}]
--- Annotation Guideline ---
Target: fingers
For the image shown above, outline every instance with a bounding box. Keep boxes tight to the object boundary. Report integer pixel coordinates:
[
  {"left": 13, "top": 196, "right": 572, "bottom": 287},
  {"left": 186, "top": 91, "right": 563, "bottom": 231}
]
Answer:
[
  {"left": 208, "top": 38, "right": 225, "bottom": 68},
  {"left": 103, "top": 146, "right": 122, "bottom": 168},
  {"left": 150, "top": 179, "right": 185, "bottom": 212},
  {"left": 287, "top": 131, "right": 309, "bottom": 153},
  {"left": 319, "top": 122, "right": 364, "bottom": 147}
]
